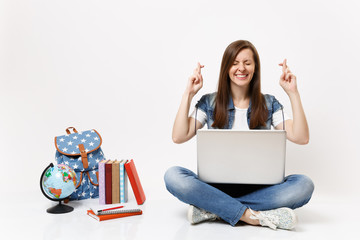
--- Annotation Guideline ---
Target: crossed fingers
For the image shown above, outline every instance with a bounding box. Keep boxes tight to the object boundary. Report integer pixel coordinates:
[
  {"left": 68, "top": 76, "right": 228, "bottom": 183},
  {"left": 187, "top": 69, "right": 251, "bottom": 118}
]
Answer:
[
  {"left": 279, "top": 59, "right": 294, "bottom": 82},
  {"left": 193, "top": 62, "right": 204, "bottom": 84},
  {"left": 194, "top": 62, "right": 204, "bottom": 73}
]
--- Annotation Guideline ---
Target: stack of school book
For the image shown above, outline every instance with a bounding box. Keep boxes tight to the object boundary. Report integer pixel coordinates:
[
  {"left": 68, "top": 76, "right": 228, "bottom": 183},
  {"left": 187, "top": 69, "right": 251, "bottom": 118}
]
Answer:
[{"left": 98, "top": 159, "right": 146, "bottom": 205}]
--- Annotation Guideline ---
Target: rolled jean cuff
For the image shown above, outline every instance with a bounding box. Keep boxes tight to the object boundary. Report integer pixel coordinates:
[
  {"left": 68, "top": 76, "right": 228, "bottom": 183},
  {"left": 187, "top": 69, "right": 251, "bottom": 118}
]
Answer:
[{"left": 229, "top": 205, "right": 247, "bottom": 226}]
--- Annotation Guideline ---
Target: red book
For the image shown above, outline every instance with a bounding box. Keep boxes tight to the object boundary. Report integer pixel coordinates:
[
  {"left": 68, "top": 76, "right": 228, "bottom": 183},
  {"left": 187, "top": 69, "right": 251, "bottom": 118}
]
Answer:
[
  {"left": 105, "top": 160, "right": 113, "bottom": 204},
  {"left": 125, "top": 159, "right": 146, "bottom": 205}
]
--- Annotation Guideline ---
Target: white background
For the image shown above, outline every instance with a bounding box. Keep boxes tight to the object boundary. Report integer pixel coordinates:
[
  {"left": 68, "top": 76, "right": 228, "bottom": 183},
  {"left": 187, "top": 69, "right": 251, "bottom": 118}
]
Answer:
[{"left": 1, "top": 0, "right": 360, "bottom": 209}]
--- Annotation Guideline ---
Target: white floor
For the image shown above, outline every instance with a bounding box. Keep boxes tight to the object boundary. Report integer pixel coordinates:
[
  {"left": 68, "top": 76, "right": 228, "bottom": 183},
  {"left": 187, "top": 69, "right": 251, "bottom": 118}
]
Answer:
[{"left": 2, "top": 192, "right": 360, "bottom": 240}]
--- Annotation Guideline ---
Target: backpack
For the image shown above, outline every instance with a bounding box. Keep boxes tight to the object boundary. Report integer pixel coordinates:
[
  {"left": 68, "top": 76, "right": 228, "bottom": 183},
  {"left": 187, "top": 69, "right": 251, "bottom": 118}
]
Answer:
[{"left": 55, "top": 127, "right": 105, "bottom": 200}]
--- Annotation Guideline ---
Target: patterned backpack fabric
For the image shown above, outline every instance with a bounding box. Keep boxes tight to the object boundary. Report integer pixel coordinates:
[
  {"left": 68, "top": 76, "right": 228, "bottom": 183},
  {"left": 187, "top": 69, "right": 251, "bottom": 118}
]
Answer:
[{"left": 55, "top": 127, "right": 105, "bottom": 200}]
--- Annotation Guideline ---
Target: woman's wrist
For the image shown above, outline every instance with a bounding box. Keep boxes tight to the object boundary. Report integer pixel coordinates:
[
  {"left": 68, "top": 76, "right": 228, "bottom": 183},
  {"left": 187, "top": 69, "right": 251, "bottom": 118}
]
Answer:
[
  {"left": 183, "top": 90, "right": 195, "bottom": 100},
  {"left": 287, "top": 90, "right": 301, "bottom": 101}
]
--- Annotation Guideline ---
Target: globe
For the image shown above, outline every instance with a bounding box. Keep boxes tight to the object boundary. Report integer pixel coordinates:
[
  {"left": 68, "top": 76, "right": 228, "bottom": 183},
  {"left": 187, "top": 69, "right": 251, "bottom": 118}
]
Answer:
[{"left": 40, "top": 163, "right": 77, "bottom": 213}]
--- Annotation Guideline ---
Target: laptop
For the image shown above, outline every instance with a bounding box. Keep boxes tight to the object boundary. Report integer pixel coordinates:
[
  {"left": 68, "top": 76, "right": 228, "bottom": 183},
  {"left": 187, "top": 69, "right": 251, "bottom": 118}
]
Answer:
[{"left": 197, "top": 129, "right": 286, "bottom": 185}]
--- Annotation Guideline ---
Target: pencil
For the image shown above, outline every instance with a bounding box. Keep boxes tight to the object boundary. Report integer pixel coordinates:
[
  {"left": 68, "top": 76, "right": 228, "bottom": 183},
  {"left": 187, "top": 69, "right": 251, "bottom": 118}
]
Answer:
[{"left": 98, "top": 206, "right": 124, "bottom": 213}]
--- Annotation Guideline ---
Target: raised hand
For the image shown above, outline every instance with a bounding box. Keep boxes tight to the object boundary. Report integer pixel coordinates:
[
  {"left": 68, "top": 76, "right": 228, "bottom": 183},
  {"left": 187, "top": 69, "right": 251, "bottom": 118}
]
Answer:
[
  {"left": 277, "top": 59, "right": 309, "bottom": 145},
  {"left": 186, "top": 62, "right": 204, "bottom": 96},
  {"left": 279, "top": 59, "right": 298, "bottom": 96}
]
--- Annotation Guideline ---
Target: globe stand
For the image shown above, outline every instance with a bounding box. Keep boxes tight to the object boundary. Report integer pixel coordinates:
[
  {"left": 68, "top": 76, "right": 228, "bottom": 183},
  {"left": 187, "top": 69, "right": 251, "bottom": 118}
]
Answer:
[{"left": 47, "top": 200, "right": 74, "bottom": 214}]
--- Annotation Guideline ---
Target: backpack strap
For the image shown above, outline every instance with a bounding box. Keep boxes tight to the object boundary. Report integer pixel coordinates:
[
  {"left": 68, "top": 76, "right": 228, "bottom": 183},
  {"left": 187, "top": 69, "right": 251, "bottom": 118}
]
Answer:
[
  {"left": 76, "top": 172, "right": 83, "bottom": 188},
  {"left": 66, "top": 127, "right": 78, "bottom": 134},
  {"left": 78, "top": 144, "right": 89, "bottom": 169},
  {"left": 86, "top": 171, "right": 99, "bottom": 186}
]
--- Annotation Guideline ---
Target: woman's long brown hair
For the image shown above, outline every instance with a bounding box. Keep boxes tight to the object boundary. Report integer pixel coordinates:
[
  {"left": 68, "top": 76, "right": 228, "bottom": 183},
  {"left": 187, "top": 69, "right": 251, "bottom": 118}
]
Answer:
[{"left": 212, "top": 40, "right": 267, "bottom": 129}]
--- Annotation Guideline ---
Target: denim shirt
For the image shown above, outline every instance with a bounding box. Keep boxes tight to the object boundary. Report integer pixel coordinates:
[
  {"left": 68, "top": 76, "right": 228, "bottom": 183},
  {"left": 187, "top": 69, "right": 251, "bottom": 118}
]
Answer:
[{"left": 195, "top": 92, "right": 284, "bottom": 129}]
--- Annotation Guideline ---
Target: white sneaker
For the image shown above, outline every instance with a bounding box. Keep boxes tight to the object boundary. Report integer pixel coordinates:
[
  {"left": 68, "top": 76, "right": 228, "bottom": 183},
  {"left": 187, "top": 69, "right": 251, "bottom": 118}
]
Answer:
[
  {"left": 249, "top": 208, "right": 297, "bottom": 230},
  {"left": 187, "top": 205, "right": 219, "bottom": 224}
]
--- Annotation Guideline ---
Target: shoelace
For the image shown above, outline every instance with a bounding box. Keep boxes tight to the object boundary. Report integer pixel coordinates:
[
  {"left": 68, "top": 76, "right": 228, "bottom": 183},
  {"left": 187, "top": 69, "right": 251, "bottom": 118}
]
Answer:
[{"left": 249, "top": 209, "right": 279, "bottom": 230}]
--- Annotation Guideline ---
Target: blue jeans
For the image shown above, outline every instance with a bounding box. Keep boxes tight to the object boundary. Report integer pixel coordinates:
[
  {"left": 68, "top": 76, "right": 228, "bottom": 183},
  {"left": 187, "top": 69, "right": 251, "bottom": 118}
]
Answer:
[{"left": 164, "top": 166, "right": 314, "bottom": 226}]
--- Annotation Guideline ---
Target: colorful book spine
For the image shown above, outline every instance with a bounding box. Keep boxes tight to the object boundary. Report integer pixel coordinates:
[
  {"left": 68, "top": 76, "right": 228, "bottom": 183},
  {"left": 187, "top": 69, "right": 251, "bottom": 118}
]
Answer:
[
  {"left": 120, "top": 160, "right": 128, "bottom": 203},
  {"left": 105, "top": 160, "right": 113, "bottom": 204},
  {"left": 98, "top": 160, "right": 108, "bottom": 205},
  {"left": 112, "top": 161, "right": 120, "bottom": 204},
  {"left": 125, "top": 159, "right": 146, "bottom": 205}
]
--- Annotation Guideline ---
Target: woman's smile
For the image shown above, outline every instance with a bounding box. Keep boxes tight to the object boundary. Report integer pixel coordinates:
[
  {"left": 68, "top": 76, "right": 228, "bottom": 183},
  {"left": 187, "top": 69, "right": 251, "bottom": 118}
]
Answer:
[{"left": 235, "top": 73, "right": 249, "bottom": 80}]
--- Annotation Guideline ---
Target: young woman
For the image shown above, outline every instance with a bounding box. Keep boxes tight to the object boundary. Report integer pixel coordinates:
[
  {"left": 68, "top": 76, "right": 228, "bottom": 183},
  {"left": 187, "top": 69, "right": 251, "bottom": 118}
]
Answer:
[{"left": 164, "top": 40, "right": 314, "bottom": 230}]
